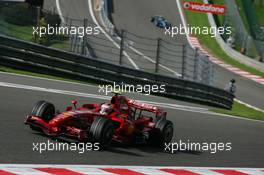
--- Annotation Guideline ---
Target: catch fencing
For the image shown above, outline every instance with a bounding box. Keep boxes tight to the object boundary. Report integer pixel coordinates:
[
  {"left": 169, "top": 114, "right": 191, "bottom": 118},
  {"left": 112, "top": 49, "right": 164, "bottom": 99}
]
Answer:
[
  {"left": 0, "top": 35, "right": 234, "bottom": 109},
  {"left": 0, "top": 2, "right": 214, "bottom": 85}
]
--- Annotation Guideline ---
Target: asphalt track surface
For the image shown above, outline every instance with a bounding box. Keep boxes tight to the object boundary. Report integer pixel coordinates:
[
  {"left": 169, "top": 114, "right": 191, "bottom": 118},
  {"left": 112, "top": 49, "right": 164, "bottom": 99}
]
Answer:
[
  {"left": 2, "top": 0, "right": 263, "bottom": 167},
  {"left": 110, "top": 0, "right": 264, "bottom": 110},
  {"left": 0, "top": 73, "right": 264, "bottom": 167},
  {"left": 44, "top": 0, "right": 137, "bottom": 69},
  {"left": 43, "top": 0, "right": 264, "bottom": 110}
]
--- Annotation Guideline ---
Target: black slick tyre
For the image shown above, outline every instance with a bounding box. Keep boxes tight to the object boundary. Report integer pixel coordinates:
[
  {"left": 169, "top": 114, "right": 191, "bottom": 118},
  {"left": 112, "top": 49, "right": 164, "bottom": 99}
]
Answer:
[
  {"left": 29, "top": 100, "right": 55, "bottom": 131},
  {"left": 149, "top": 119, "right": 174, "bottom": 147},
  {"left": 90, "top": 117, "right": 114, "bottom": 149}
]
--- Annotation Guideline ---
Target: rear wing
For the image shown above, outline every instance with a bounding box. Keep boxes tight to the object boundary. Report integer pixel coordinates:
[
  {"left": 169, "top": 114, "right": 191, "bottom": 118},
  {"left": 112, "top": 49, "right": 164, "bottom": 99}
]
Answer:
[{"left": 127, "top": 99, "right": 164, "bottom": 115}]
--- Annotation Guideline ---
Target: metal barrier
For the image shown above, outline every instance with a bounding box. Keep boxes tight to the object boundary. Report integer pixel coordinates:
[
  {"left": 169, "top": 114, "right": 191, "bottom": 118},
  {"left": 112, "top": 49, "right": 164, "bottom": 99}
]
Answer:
[
  {"left": 0, "top": 35, "right": 234, "bottom": 109},
  {"left": 0, "top": 2, "right": 215, "bottom": 85},
  {"left": 96, "top": 0, "right": 215, "bottom": 84}
]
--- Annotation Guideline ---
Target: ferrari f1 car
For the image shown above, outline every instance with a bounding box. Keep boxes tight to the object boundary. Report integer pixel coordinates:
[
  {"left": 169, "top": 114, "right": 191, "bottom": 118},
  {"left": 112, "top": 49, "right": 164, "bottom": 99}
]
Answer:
[
  {"left": 150, "top": 15, "right": 172, "bottom": 29},
  {"left": 25, "top": 94, "right": 173, "bottom": 149}
]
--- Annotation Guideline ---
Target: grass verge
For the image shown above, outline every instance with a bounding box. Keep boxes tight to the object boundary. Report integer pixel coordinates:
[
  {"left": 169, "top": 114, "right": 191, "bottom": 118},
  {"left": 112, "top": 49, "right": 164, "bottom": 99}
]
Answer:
[
  {"left": 1, "top": 65, "right": 264, "bottom": 121},
  {"left": 211, "top": 101, "right": 264, "bottom": 121},
  {"left": 0, "top": 18, "right": 33, "bottom": 41},
  {"left": 184, "top": 0, "right": 264, "bottom": 77},
  {"left": 0, "top": 65, "right": 93, "bottom": 85},
  {"left": 235, "top": 0, "right": 251, "bottom": 33},
  {"left": 0, "top": 18, "right": 69, "bottom": 50},
  {"left": 253, "top": 4, "right": 264, "bottom": 26}
]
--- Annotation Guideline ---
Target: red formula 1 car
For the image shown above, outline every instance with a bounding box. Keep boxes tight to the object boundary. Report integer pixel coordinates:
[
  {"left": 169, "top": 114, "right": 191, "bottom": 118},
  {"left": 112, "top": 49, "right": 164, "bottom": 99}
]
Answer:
[{"left": 25, "top": 94, "right": 173, "bottom": 149}]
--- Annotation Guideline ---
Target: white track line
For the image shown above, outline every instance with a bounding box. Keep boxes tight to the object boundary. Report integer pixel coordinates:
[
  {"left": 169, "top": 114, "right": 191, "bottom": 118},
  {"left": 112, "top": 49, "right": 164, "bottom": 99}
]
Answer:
[
  {"left": 1, "top": 81, "right": 264, "bottom": 123},
  {"left": 57, "top": 0, "right": 138, "bottom": 69},
  {"left": 2, "top": 70, "right": 263, "bottom": 119},
  {"left": 112, "top": 34, "right": 181, "bottom": 76},
  {"left": 95, "top": 0, "right": 181, "bottom": 76},
  {"left": 0, "top": 81, "right": 206, "bottom": 112},
  {"left": 0, "top": 71, "right": 97, "bottom": 88},
  {"left": 175, "top": 0, "right": 190, "bottom": 43},
  {"left": 128, "top": 46, "right": 182, "bottom": 76},
  {"left": 55, "top": 0, "right": 65, "bottom": 24},
  {"left": 87, "top": 0, "right": 139, "bottom": 69},
  {"left": 0, "top": 164, "right": 263, "bottom": 169},
  {"left": 234, "top": 99, "right": 264, "bottom": 113}
]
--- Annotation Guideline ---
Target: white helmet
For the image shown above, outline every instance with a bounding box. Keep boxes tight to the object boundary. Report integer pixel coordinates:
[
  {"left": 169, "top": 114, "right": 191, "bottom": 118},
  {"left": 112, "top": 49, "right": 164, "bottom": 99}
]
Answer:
[{"left": 100, "top": 103, "right": 112, "bottom": 114}]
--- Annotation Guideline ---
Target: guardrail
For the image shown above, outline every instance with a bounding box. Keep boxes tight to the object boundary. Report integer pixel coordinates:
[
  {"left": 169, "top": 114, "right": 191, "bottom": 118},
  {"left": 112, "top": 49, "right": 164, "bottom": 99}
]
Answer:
[
  {"left": 0, "top": 2, "right": 215, "bottom": 85},
  {"left": 96, "top": 0, "right": 215, "bottom": 85},
  {"left": 0, "top": 35, "right": 234, "bottom": 109}
]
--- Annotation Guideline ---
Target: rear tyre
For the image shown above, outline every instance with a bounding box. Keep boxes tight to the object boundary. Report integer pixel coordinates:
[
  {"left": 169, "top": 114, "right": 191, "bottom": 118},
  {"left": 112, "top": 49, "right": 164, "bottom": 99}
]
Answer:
[
  {"left": 90, "top": 117, "right": 114, "bottom": 149},
  {"left": 149, "top": 119, "right": 174, "bottom": 147},
  {"left": 29, "top": 101, "right": 55, "bottom": 131}
]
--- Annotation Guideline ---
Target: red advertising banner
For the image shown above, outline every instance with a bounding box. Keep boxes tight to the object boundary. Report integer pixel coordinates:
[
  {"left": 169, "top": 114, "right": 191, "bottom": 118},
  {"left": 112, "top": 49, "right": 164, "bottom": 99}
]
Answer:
[{"left": 183, "top": 1, "right": 226, "bottom": 14}]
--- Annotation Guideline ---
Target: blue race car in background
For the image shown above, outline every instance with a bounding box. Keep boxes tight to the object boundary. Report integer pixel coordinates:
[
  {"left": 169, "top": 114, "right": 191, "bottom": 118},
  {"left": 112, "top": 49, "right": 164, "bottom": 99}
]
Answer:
[{"left": 150, "top": 15, "right": 172, "bottom": 29}]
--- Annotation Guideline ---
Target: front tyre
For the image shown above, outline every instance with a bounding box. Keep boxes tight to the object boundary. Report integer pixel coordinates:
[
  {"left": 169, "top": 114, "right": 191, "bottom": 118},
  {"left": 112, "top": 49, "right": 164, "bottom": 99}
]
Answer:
[
  {"left": 29, "top": 101, "right": 55, "bottom": 131},
  {"left": 31, "top": 101, "right": 55, "bottom": 121},
  {"left": 90, "top": 117, "right": 114, "bottom": 149}
]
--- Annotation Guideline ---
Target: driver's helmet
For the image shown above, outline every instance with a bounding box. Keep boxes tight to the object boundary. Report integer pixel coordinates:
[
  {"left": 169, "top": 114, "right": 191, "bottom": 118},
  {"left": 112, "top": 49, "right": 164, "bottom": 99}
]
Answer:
[{"left": 100, "top": 103, "right": 112, "bottom": 114}]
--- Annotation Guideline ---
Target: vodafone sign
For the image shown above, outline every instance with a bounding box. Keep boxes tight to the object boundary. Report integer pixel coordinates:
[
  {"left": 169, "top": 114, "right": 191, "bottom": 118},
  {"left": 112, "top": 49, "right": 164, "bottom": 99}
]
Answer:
[{"left": 183, "top": 1, "right": 226, "bottom": 14}]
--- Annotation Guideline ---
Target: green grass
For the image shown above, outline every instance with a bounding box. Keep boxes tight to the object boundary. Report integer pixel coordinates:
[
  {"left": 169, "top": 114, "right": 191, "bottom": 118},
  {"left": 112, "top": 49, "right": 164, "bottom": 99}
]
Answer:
[
  {"left": 1, "top": 65, "right": 264, "bottom": 121},
  {"left": 184, "top": 0, "right": 264, "bottom": 77},
  {"left": 212, "top": 101, "right": 264, "bottom": 121},
  {"left": 211, "top": 0, "right": 258, "bottom": 58},
  {"left": 210, "top": 0, "right": 225, "bottom": 26},
  {"left": 0, "top": 18, "right": 69, "bottom": 51},
  {"left": 0, "top": 18, "right": 34, "bottom": 41},
  {"left": 234, "top": 0, "right": 259, "bottom": 58},
  {"left": 0, "top": 65, "right": 92, "bottom": 85},
  {"left": 253, "top": 4, "right": 264, "bottom": 26},
  {"left": 49, "top": 40, "right": 70, "bottom": 50},
  {"left": 235, "top": 0, "right": 251, "bottom": 33},
  {"left": 9, "top": 25, "right": 34, "bottom": 41}
]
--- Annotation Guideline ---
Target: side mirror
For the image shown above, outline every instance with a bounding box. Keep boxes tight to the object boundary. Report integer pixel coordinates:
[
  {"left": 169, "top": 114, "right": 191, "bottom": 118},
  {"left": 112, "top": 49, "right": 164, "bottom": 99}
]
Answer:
[{"left": 71, "top": 100, "right": 78, "bottom": 109}]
